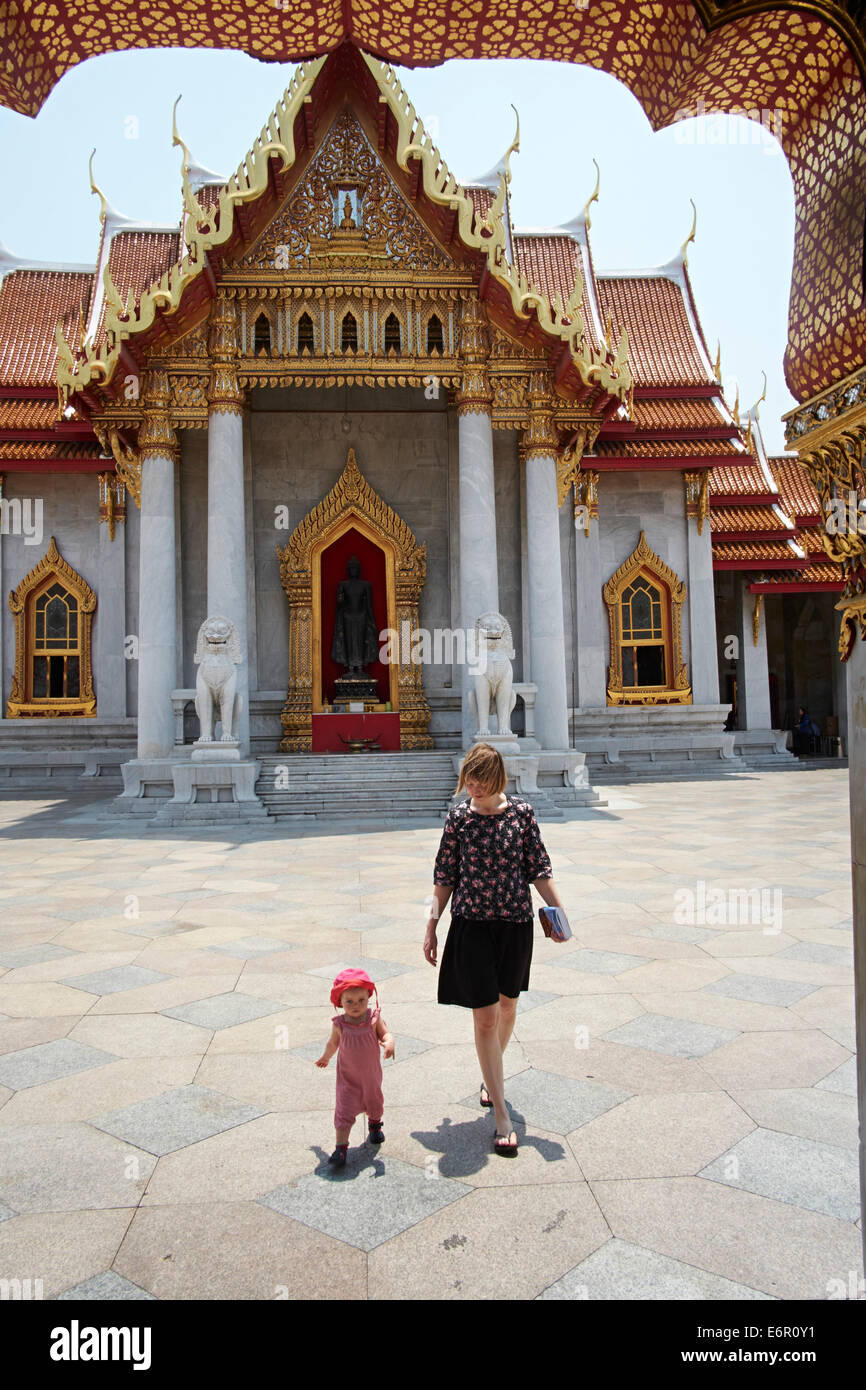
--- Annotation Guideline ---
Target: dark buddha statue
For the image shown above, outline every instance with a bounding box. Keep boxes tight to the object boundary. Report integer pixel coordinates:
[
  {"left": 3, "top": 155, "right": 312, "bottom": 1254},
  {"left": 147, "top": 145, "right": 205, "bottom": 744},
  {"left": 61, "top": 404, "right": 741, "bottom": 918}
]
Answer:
[{"left": 331, "top": 555, "right": 379, "bottom": 676}]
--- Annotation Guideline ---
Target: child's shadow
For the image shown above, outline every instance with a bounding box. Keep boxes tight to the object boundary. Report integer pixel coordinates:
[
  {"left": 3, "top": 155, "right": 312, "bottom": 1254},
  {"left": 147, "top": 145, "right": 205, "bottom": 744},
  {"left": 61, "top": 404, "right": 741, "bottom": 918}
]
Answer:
[
  {"left": 411, "top": 1111, "right": 566, "bottom": 1179},
  {"left": 309, "top": 1143, "right": 386, "bottom": 1181}
]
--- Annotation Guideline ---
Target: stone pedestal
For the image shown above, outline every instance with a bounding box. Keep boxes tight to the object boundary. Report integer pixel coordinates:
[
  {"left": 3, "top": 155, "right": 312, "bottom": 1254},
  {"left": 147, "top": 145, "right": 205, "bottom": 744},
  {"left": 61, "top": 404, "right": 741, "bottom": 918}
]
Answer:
[{"left": 153, "top": 758, "right": 270, "bottom": 826}]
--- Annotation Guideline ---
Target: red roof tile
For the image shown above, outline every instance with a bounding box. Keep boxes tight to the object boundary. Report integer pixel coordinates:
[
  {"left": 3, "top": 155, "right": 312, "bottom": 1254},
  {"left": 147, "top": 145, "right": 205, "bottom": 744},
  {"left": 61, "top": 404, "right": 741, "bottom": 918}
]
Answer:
[
  {"left": 771, "top": 454, "right": 822, "bottom": 518},
  {"left": 711, "top": 506, "right": 790, "bottom": 534},
  {"left": 0, "top": 269, "right": 92, "bottom": 387},
  {"left": 710, "top": 460, "right": 774, "bottom": 497},
  {"left": 596, "top": 275, "right": 711, "bottom": 388}
]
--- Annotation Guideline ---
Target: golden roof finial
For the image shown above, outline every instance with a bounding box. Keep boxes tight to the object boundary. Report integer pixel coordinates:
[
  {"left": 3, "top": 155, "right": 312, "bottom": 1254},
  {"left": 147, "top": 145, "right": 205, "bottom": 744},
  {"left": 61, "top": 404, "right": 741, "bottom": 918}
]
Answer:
[
  {"left": 712, "top": 339, "right": 722, "bottom": 382},
  {"left": 503, "top": 104, "right": 520, "bottom": 186},
  {"left": 680, "top": 198, "right": 697, "bottom": 266},
  {"left": 89, "top": 150, "right": 109, "bottom": 229},
  {"left": 583, "top": 158, "right": 600, "bottom": 231},
  {"left": 732, "top": 382, "right": 740, "bottom": 428},
  {"left": 172, "top": 95, "right": 192, "bottom": 181},
  {"left": 751, "top": 369, "right": 768, "bottom": 420}
]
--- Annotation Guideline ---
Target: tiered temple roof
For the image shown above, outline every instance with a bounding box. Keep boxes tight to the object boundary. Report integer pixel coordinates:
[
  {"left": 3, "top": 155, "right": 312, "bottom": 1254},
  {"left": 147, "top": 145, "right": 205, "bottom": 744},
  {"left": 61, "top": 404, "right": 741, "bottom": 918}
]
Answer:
[{"left": 0, "top": 49, "right": 843, "bottom": 595}]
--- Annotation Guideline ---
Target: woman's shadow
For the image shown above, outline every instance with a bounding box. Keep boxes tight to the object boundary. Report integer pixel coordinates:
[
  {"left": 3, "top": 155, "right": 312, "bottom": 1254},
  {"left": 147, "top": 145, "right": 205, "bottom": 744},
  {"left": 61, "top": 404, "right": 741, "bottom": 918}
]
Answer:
[{"left": 410, "top": 1108, "right": 566, "bottom": 1179}]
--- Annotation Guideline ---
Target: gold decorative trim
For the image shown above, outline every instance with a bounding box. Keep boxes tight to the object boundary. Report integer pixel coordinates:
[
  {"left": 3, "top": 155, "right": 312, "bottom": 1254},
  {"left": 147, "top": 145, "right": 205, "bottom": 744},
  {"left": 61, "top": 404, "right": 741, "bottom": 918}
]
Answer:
[
  {"left": 277, "top": 447, "right": 432, "bottom": 751},
  {"left": 752, "top": 592, "right": 763, "bottom": 646},
  {"left": 7, "top": 538, "right": 96, "bottom": 718},
  {"left": 559, "top": 426, "right": 599, "bottom": 510},
  {"left": 98, "top": 473, "right": 126, "bottom": 540},
  {"left": 575, "top": 469, "right": 599, "bottom": 536},
  {"left": 602, "top": 531, "right": 691, "bottom": 706},
  {"left": 93, "top": 424, "right": 141, "bottom": 508},
  {"left": 684, "top": 470, "right": 710, "bottom": 535}
]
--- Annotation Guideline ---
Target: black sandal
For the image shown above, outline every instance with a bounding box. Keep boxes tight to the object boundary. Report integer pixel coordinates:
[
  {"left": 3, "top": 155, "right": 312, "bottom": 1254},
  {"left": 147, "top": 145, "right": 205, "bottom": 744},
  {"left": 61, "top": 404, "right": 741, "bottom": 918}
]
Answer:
[
  {"left": 328, "top": 1146, "right": 348, "bottom": 1167},
  {"left": 480, "top": 1083, "right": 493, "bottom": 1109},
  {"left": 493, "top": 1130, "right": 518, "bottom": 1157},
  {"left": 368, "top": 1121, "right": 385, "bottom": 1145}
]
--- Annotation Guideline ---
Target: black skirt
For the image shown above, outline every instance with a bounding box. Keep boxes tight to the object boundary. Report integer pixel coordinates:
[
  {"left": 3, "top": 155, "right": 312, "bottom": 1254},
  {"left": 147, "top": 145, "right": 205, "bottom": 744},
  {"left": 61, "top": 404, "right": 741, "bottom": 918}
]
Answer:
[{"left": 437, "top": 915, "right": 534, "bottom": 1009}]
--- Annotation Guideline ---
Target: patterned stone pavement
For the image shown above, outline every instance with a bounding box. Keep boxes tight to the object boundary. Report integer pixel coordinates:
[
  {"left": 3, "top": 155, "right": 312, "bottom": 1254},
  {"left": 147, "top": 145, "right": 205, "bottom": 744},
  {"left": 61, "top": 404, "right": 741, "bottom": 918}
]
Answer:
[{"left": 0, "top": 770, "right": 861, "bottom": 1301}]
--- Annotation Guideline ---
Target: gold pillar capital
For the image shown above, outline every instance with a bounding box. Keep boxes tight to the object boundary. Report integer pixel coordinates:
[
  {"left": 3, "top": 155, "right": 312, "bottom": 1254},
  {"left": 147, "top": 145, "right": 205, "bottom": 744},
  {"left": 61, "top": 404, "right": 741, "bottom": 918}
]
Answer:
[
  {"left": 456, "top": 297, "right": 491, "bottom": 417},
  {"left": 208, "top": 294, "right": 246, "bottom": 416},
  {"left": 522, "top": 369, "right": 559, "bottom": 462},
  {"left": 138, "top": 369, "right": 179, "bottom": 463}
]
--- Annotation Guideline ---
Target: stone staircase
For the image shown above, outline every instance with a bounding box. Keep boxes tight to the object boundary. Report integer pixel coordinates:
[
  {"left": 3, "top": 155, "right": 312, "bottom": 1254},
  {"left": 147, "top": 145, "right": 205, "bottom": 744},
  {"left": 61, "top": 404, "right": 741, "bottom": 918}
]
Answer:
[{"left": 255, "top": 751, "right": 459, "bottom": 821}]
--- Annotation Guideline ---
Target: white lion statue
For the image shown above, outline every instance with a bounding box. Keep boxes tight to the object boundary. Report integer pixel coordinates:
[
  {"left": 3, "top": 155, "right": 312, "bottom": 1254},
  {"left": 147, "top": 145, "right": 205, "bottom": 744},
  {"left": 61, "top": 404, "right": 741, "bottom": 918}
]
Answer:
[
  {"left": 194, "top": 615, "right": 243, "bottom": 743},
  {"left": 468, "top": 611, "right": 516, "bottom": 737}
]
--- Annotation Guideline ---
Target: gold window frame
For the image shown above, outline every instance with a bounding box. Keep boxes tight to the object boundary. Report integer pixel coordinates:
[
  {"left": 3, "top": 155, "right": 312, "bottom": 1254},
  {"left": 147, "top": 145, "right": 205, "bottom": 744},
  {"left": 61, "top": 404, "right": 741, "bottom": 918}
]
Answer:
[
  {"left": 603, "top": 531, "right": 691, "bottom": 706},
  {"left": 7, "top": 537, "right": 97, "bottom": 717}
]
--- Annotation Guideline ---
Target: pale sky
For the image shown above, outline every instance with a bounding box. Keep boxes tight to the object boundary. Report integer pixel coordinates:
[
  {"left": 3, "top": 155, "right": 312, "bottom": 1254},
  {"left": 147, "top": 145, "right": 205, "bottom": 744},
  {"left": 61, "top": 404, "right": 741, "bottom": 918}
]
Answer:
[{"left": 0, "top": 47, "right": 796, "bottom": 451}]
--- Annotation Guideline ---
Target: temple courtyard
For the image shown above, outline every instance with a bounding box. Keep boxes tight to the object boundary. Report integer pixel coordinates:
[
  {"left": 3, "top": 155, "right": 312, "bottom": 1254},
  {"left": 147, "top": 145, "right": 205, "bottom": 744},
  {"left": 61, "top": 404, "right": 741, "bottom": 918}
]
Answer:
[{"left": 0, "top": 767, "right": 860, "bottom": 1302}]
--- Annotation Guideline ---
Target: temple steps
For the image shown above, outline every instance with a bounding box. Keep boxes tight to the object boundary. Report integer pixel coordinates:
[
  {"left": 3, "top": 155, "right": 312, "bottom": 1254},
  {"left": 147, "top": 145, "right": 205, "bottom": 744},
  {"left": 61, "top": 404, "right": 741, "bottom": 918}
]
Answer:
[{"left": 254, "top": 752, "right": 458, "bottom": 820}]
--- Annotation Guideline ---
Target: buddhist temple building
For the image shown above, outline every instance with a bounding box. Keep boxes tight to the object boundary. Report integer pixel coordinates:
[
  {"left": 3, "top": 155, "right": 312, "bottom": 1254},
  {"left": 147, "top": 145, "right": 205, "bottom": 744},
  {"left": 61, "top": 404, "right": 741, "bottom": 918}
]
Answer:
[{"left": 0, "top": 46, "right": 846, "bottom": 812}]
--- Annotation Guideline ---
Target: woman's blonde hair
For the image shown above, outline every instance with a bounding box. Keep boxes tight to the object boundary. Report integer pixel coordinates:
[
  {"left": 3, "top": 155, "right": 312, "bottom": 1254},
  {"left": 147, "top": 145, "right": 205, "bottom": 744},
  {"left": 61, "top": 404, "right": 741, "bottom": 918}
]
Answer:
[{"left": 455, "top": 743, "right": 507, "bottom": 797}]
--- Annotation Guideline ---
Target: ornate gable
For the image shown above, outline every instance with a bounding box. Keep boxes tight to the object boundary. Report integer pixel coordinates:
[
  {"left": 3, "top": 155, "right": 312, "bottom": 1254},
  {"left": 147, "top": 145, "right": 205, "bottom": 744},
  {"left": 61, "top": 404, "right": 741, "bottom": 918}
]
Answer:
[{"left": 235, "top": 110, "right": 453, "bottom": 275}]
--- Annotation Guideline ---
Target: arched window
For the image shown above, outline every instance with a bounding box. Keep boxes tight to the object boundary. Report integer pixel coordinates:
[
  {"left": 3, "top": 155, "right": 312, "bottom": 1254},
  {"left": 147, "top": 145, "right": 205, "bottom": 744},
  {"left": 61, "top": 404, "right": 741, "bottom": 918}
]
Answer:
[
  {"left": 426, "top": 314, "right": 444, "bottom": 355},
  {"left": 7, "top": 538, "right": 96, "bottom": 717},
  {"left": 253, "top": 313, "right": 271, "bottom": 356},
  {"left": 341, "top": 312, "right": 358, "bottom": 353},
  {"left": 602, "top": 531, "right": 691, "bottom": 706},
  {"left": 620, "top": 575, "right": 666, "bottom": 689},
  {"left": 383, "top": 312, "right": 401, "bottom": 355},
  {"left": 297, "top": 312, "right": 314, "bottom": 354}
]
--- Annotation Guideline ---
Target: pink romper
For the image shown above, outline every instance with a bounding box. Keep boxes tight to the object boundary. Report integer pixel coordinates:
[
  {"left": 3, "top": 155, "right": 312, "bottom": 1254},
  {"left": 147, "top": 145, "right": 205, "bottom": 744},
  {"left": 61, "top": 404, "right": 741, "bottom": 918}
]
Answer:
[{"left": 333, "top": 1006, "right": 384, "bottom": 1129}]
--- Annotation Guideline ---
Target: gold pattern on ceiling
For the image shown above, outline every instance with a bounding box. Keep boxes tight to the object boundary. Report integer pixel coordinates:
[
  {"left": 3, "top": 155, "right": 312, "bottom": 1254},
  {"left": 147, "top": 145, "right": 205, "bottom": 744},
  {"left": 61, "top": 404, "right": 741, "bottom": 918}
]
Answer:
[{"left": 6, "top": 3, "right": 866, "bottom": 404}]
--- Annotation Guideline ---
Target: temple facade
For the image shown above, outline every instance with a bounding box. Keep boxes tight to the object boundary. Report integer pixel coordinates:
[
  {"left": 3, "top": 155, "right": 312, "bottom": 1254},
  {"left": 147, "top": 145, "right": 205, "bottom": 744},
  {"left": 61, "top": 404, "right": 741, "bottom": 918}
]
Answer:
[{"left": 0, "top": 47, "right": 846, "bottom": 807}]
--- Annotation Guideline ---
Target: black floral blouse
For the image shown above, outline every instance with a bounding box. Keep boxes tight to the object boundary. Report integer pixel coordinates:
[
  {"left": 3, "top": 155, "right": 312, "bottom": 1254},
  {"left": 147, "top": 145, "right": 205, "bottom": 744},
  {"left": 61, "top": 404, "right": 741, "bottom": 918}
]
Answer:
[{"left": 433, "top": 795, "right": 553, "bottom": 922}]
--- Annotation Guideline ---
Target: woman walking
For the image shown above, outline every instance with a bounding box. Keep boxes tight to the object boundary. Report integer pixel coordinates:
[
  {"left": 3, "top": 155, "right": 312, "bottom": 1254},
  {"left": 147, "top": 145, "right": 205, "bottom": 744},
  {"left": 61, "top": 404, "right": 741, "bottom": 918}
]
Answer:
[{"left": 423, "top": 743, "right": 568, "bottom": 1155}]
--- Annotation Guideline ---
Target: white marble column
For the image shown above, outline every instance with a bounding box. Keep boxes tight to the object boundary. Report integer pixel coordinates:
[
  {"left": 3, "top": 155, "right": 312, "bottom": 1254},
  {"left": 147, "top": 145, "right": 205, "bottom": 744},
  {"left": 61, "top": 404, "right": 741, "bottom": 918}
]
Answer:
[
  {"left": 525, "top": 452, "right": 570, "bottom": 749},
  {"left": 522, "top": 372, "right": 570, "bottom": 750},
  {"left": 573, "top": 472, "right": 606, "bottom": 708},
  {"left": 845, "top": 630, "right": 866, "bottom": 1257},
  {"left": 457, "top": 299, "right": 498, "bottom": 747},
  {"left": 736, "top": 580, "right": 772, "bottom": 729},
  {"left": 137, "top": 451, "right": 177, "bottom": 758},
  {"left": 208, "top": 296, "right": 250, "bottom": 753},
  {"left": 685, "top": 472, "right": 721, "bottom": 704},
  {"left": 95, "top": 475, "right": 126, "bottom": 718},
  {"left": 207, "top": 409, "right": 250, "bottom": 752}
]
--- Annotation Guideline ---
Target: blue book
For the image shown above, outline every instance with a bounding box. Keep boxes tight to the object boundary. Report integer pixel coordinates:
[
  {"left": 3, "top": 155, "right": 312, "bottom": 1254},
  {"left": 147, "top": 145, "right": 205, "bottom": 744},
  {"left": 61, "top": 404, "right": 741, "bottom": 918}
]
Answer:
[{"left": 538, "top": 906, "right": 572, "bottom": 942}]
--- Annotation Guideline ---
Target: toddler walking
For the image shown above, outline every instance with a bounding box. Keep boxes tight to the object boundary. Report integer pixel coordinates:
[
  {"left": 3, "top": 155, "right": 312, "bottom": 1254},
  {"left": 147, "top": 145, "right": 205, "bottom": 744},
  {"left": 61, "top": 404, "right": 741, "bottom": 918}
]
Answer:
[{"left": 316, "top": 968, "right": 394, "bottom": 1167}]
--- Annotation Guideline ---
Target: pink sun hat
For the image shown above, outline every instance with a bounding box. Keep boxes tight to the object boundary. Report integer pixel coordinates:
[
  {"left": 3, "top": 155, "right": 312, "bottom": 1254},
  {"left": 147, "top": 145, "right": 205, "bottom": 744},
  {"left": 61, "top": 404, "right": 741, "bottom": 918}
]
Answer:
[{"left": 330, "top": 968, "right": 377, "bottom": 1009}]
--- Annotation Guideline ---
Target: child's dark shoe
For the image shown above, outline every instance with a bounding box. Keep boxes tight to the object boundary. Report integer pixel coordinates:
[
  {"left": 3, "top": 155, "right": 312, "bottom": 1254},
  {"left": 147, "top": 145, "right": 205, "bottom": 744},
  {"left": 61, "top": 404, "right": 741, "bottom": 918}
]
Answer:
[
  {"left": 368, "top": 1121, "right": 385, "bottom": 1145},
  {"left": 328, "top": 1145, "right": 348, "bottom": 1167}
]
